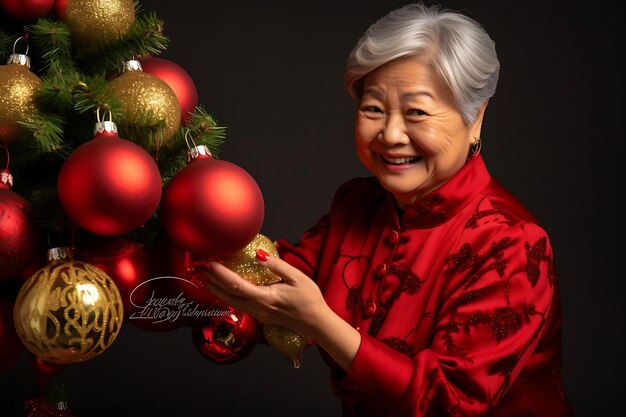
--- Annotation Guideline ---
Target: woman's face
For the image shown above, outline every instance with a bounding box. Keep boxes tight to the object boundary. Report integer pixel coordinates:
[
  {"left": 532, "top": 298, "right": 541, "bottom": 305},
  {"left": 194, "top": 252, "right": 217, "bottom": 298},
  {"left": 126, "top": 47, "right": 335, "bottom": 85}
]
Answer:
[{"left": 355, "top": 57, "right": 486, "bottom": 209}]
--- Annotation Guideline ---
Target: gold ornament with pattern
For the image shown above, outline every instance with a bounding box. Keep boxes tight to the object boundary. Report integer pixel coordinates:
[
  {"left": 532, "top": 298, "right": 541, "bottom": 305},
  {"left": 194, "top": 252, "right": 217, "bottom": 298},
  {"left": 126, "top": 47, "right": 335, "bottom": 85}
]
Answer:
[
  {"left": 57, "top": 0, "right": 135, "bottom": 49},
  {"left": 13, "top": 247, "right": 124, "bottom": 364},
  {"left": 223, "top": 233, "right": 311, "bottom": 368},
  {"left": 109, "top": 60, "right": 181, "bottom": 143},
  {"left": 0, "top": 53, "right": 42, "bottom": 144}
]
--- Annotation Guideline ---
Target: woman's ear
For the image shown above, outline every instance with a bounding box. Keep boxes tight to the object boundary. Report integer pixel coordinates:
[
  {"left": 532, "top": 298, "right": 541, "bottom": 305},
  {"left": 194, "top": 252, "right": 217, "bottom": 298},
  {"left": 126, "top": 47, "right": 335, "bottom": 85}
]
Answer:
[{"left": 470, "top": 100, "right": 489, "bottom": 139}]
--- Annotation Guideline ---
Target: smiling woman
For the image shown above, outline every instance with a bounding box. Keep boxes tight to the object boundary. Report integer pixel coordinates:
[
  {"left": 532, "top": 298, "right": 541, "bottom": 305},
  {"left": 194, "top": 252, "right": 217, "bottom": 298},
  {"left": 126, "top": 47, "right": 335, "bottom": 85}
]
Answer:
[{"left": 206, "top": 2, "right": 574, "bottom": 416}]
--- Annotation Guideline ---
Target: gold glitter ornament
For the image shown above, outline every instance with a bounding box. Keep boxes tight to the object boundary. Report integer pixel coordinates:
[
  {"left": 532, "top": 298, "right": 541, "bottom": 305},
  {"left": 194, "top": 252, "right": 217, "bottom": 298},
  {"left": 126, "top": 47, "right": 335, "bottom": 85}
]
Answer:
[
  {"left": 0, "top": 52, "right": 42, "bottom": 144},
  {"left": 222, "top": 233, "right": 311, "bottom": 368},
  {"left": 222, "top": 234, "right": 281, "bottom": 285},
  {"left": 263, "top": 324, "right": 311, "bottom": 369},
  {"left": 56, "top": 0, "right": 135, "bottom": 49},
  {"left": 13, "top": 247, "right": 124, "bottom": 364},
  {"left": 109, "top": 60, "right": 181, "bottom": 143}
]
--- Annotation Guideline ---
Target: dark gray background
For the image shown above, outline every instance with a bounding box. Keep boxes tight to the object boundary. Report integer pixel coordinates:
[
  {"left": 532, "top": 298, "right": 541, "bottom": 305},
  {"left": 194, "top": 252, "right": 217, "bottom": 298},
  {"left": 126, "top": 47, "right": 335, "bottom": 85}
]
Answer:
[{"left": 1, "top": 0, "right": 623, "bottom": 416}]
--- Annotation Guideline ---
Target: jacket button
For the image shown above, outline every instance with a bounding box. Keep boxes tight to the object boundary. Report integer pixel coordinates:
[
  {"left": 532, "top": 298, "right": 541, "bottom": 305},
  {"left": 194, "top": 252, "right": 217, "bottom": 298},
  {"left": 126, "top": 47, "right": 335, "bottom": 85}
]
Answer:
[
  {"left": 375, "top": 263, "right": 387, "bottom": 277},
  {"left": 387, "top": 230, "right": 399, "bottom": 245},
  {"left": 364, "top": 300, "right": 377, "bottom": 317}
]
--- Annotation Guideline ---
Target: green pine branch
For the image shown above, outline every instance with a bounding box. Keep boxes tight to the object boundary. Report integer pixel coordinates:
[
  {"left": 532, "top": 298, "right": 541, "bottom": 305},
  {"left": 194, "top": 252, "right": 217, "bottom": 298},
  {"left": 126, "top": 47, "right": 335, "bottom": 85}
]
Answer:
[{"left": 26, "top": 19, "right": 74, "bottom": 75}]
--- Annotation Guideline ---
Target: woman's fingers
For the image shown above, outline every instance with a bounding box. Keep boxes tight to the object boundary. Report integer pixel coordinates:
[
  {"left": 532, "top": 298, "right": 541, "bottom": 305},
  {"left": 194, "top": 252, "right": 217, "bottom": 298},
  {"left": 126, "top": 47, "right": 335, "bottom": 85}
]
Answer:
[
  {"left": 207, "top": 262, "right": 266, "bottom": 299},
  {"left": 256, "top": 250, "right": 307, "bottom": 285}
]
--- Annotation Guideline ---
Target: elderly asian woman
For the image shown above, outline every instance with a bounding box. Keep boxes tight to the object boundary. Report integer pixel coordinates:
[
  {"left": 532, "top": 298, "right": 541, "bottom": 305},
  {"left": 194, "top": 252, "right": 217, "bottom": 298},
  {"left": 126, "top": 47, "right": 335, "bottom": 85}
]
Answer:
[{"left": 206, "top": 3, "right": 573, "bottom": 416}]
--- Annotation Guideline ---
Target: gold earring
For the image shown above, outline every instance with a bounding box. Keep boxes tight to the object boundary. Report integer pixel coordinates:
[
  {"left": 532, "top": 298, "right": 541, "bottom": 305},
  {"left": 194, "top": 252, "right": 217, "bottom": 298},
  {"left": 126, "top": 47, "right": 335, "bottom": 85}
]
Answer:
[{"left": 470, "top": 137, "right": 482, "bottom": 156}]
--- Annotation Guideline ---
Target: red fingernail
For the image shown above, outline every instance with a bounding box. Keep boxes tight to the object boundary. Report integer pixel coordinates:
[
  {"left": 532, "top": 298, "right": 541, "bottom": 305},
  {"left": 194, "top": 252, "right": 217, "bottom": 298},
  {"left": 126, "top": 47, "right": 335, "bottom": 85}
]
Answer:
[{"left": 256, "top": 249, "right": 270, "bottom": 262}]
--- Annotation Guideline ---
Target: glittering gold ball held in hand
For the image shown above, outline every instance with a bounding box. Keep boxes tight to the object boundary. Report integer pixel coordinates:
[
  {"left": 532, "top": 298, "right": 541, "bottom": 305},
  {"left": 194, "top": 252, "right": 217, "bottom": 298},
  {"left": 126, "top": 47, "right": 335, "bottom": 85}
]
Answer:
[{"left": 222, "top": 233, "right": 280, "bottom": 285}]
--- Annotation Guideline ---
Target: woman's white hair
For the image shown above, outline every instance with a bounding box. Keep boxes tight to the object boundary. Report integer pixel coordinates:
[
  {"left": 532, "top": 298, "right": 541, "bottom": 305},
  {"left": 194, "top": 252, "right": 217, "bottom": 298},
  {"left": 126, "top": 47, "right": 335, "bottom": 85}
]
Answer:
[{"left": 344, "top": 2, "right": 500, "bottom": 124}]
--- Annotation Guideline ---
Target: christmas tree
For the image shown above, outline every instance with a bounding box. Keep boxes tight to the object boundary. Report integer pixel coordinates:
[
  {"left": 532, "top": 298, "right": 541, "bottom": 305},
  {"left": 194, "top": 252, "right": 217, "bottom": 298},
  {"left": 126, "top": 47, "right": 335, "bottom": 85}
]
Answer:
[{"left": 0, "top": 1, "right": 303, "bottom": 414}]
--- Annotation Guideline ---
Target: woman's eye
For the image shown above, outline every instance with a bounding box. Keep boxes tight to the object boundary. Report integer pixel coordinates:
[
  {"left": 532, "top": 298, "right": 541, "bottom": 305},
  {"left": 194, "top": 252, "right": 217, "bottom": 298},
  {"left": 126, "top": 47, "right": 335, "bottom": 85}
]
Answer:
[
  {"left": 407, "top": 109, "right": 427, "bottom": 116},
  {"left": 362, "top": 106, "right": 383, "bottom": 113}
]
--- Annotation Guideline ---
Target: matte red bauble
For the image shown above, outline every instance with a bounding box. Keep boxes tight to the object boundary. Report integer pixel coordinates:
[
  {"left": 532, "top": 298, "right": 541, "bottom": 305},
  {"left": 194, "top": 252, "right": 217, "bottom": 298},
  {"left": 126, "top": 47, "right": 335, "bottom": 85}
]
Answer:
[
  {"left": 139, "top": 56, "right": 198, "bottom": 124},
  {"left": 76, "top": 237, "right": 153, "bottom": 320},
  {"left": 0, "top": 0, "right": 54, "bottom": 21},
  {"left": 161, "top": 145, "right": 264, "bottom": 257},
  {"left": 57, "top": 121, "right": 162, "bottom": 236},
  {"left": 191, "top": 308, "right": 258, "bottom": 364},
  {"left": 0, "top": 168, "right": 40, "bottom": 282},
  {"left": 0, "top": 297, "right": 24, "bottom": 372}
]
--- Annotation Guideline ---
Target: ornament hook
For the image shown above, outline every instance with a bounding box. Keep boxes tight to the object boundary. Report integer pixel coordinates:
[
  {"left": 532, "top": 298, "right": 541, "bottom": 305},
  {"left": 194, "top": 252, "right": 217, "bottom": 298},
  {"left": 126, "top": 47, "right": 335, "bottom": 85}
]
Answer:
[
  {"left": 12, "top": 35, "right": 29, "bottom": 56},
  {"left": 96, "top": 108, "right": 114, "bottom": 123},
  {"left": 184, "top": 130, "right": 197, "bottom": 151}
]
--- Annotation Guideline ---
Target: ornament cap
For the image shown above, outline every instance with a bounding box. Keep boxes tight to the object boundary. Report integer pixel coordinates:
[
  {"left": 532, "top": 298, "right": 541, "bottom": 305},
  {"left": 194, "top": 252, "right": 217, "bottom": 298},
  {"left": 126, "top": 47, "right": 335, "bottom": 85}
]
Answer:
[
  {"left": 188, "top": 145, "right": 212, "bottom": 161},
  {"left": 94, "top": 121, "right": 118, "bottom": 135},
  {"left": 47, "top": 247, "right": 74, "bottom": 262},
  {"left": 7, "top": 53, "right": 30, "bottom": 68},
  {"left": 124, "top": 59, "right": 143, "bottom": 72},
  {"left": 0, "top": 170, "right": 13, "bottom": 187}
]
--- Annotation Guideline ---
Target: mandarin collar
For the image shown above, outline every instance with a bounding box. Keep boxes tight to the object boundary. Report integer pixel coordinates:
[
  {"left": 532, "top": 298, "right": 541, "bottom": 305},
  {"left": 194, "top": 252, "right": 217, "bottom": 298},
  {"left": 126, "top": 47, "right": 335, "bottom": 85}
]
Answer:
[{"left": 385, "top": 155, "right": 492, "bottom": 229}]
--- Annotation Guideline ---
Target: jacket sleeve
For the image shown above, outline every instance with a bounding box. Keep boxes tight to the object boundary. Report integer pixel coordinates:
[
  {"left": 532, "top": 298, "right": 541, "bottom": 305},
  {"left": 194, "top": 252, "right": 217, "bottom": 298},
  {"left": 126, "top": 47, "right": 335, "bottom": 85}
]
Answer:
[
  {"left": 276, "top": 178, "right": 363, "bottom": 279},
  {"left": 334, "top": 222, "right": 557, "bottom": 416}
]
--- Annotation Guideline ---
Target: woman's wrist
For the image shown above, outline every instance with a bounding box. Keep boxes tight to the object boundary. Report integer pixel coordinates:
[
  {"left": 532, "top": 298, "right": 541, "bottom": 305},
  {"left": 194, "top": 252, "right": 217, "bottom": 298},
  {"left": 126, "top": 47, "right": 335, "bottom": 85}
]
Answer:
[{"left": 304, "top": 303, "right": 361, "bottom": 371}]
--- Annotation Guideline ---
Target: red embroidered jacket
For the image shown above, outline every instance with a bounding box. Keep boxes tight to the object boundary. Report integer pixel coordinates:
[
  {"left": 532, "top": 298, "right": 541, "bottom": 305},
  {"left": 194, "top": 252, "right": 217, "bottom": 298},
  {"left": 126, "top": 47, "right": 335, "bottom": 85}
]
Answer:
[{"left": 276, "top": 155, "right": 572, "bottom": 416}]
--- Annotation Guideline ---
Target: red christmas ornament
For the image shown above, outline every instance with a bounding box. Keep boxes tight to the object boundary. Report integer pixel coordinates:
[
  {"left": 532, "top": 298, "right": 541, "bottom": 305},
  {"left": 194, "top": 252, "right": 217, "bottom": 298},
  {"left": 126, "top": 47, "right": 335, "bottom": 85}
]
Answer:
[
  {"left": 161, "top": 145, "right": 264, "bottom": 257},
  {"left": 0, "top": 147, "right": 40, "bottom": 282},
  {"left": 0, "top": 297, "right": 24, "bottom": 373},
  {"left": 191, "top": 308, "right": 258, "bottom": 364},
  {"left": 57, "top": 120, "right": 162, "bottom": 236},
  {"left": 0, "top": 0, "right": 54, "bottom": 21},
  {"left": 76, "top": 237, "right": 153, "bottom": 320},
  {"left": 28, "top": 354, "right": 67, "bottom": 379},
  {"left": 139, "top": 56, "right": 199, "bottom": 124}
]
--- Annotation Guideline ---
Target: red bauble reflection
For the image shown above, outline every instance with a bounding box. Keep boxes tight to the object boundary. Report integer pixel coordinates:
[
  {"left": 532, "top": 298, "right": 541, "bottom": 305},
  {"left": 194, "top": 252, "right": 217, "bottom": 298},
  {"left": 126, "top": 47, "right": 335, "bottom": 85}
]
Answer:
[
  {"left": 57, "top": 127, "right": 162, "bottom": 236},
  {"left": 139, "top": 56, "right": 198, "bottom": 124},
  {"left": 76, "top": 237, "right": 153, "bottom": 320},
  {"left": 28, "top": 354, "right": 67, "bottom": 379},
  {"left": 161, "top": 151, "right": 264, "bottom": 257},
  {"left": 0, "top": 297, "right": 24, "bottom": 372},
  {"left": 191, "top": 308, "right": 258, "bottom": 364},
  {"left": 0, "top": 172, "right": 40, "bottom": 282},
  {"left": 0, "top": 0, "right": 54, "bottom": 21}
]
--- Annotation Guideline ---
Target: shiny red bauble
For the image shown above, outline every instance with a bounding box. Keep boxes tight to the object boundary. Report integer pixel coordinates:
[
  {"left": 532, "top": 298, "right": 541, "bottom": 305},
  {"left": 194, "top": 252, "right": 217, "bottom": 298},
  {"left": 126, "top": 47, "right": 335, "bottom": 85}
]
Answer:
[
  {"left": 161, "top": 148, "right": 264, "bottom": 257},
  {"left": 0, "top": 171, "right": 40, "bottom": 282},
  {"left": 76, "top": 237, "right": 153, "bottom": 320},
  {"left": 0, "top": 297, "right": 24, "bottom": 372},
  {"left": 140, "top": 56, "right": 198, "bottom": 124},
  {"left": 191, "top": 308, "right": 258, "bottom": 364},
  {"left": 0, "top": 0, "right": 54, "bottom": 21},
  {"left": 57, "top": 124, "right": 162, "bottom": 236}
]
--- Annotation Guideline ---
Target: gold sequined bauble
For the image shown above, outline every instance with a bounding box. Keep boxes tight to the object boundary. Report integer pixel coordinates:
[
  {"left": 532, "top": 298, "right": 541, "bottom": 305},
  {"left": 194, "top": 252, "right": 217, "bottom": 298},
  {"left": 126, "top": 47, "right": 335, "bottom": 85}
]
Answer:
[
  {"left": 0, "top": 54, "right": 42, "bottom": 144},
  {"left": 55, "top": 0, "right": 135, "bottom": 49},
  {"left": 13, "top": 247, "right": 124, "bottom": 364},
  {"left": 263, "top": 324, "right": 311, "bottom": 369},
  {"left": 222, "top": 234, "right": 281, "bottom": 286},
  {"left": 109, "top": 60, "right": 181, "bottom": 143}
]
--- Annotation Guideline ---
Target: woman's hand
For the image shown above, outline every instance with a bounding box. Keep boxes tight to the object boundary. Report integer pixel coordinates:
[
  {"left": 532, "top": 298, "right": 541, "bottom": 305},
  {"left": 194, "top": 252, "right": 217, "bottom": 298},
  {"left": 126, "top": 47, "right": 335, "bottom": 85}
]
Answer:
[
  {"left": 205, "top": 250, "right": 327, "bottom": 334},
  {"left": 205, "top": 249, "right": 361, "bottom": 371}
]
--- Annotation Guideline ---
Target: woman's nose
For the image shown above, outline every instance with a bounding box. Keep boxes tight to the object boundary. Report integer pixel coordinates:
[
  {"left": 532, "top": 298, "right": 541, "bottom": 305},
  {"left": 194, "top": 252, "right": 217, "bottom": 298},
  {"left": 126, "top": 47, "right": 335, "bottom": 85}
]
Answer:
[{"left": 379, "top": 114, "right": 409, "bottom": 146}]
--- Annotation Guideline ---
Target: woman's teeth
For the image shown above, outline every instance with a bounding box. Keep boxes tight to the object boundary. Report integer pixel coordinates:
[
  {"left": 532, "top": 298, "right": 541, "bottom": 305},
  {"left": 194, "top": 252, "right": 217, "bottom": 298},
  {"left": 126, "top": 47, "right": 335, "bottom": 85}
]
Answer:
[{"left": 382, "top": 156, "right": 421, "bottom": 165}]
